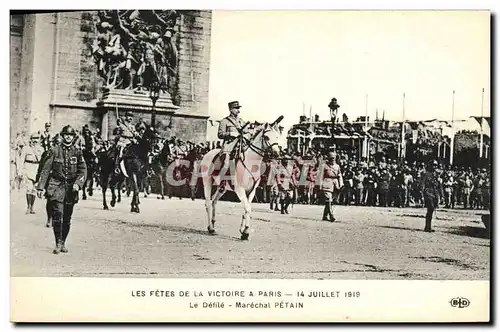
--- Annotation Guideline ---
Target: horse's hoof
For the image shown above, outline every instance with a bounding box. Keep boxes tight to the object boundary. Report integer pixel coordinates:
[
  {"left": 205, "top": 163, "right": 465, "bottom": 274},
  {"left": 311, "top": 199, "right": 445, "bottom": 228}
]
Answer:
[
  {"left": 45, "top": 223, "right": 51, "bottom": 228},
  {"left": 136, "top": 207, "right": 140, "bottom": 213},
  {"left": 82, "top": 196, "right": 87, "bottom": 200},
  {"left": 157, "top": 196, "right": 160, "bottom": 199},
  {"left": 103, "top": 205, "right": 109, "bottom": 210},
  {"left": 89, "top": 191, "right": 93, "bottom": 197},
  {"left": 161, "top": 197, "right": 165, "bottom": 200},
  {"left": 241, "top": 233, "right": 250, "bottom": 241},
  {"left": 208, "top": 227, "right": 216, "bottom": 235},
  {"left": 110, "top": 201, "right": 115, "bottom": 207},
  {"left": 117, "top": 198, "right": 121, "bottom": 203}
]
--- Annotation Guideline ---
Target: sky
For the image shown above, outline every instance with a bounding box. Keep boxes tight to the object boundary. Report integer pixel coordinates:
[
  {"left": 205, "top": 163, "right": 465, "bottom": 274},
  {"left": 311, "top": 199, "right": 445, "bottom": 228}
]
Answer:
[{"left": 207, "top": 10, "right": 490, "bottom": 130}]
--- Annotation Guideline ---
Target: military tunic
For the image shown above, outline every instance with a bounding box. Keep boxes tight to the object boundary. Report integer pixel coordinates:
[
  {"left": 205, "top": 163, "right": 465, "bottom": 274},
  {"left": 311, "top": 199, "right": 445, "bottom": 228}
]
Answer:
[
  {"left": 421, "top": 170, "right": 441, "bottom": 231},
  {"left": 19, "top": 144, "right": 42, "bottom": 183},
  {"left": 321, "top": 162, "right": 343, "bottom": 202},
  {"left": 37, "top": 143, "right": 87, "bottom": 203},
  {"left": 116, "top": 121, "right": 139, "bottom": 148},
  {"left": 218, "top": 115, "right": 245, "bottom": 154},
  {"left": 40, "top": 130, "right": 53, "bottom": 152}
]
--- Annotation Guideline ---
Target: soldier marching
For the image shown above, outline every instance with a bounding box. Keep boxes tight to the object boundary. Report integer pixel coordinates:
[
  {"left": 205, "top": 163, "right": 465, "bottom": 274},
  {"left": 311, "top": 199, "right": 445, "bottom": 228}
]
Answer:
[{"left": 12, "top": 97, "right": 491, "bottom": 255}]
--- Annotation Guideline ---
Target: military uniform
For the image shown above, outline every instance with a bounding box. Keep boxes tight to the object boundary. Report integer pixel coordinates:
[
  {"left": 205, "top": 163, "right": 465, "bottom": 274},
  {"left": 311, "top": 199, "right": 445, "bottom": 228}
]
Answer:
[
  {"left": 218, "top": 114, "right": 245, "bottom": 155},
  {"left": 37, "top": 125, "right": 87, "bottom": 254},
  {"left": 19, "top": 136, "right": 43, "bottom": 214},
  {"left": 40, "top": 123, "right": 53, "bottom": 152},
  {"left": 421, "top": 161, "right": 441, "bottom": 232},
  {"left": 114, "top": 112, "right": 139, "bottom": 172},
  {"left": 216, "top": 101, "right": 246, "bottom": 186},
  {"left": 321, "top": 154, "right": 343, "bottom": 222},
  {"left": 275, "top": 158, "right": 295, "bottom": 214}
]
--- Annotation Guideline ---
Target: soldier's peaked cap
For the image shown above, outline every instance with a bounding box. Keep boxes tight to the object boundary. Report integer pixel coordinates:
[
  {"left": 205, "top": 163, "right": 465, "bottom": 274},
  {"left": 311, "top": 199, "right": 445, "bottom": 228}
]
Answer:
[
  {"left": 228, "top": 101, "right": 242, "bottom": 109},
  {"left": 125, "top": 111, "right": 133, "bottom": 117}
]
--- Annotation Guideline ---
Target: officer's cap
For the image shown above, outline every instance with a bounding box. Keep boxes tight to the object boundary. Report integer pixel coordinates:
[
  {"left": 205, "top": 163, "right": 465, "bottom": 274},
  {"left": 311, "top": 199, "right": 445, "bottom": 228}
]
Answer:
[{"left": 228, "top": 101, "right": 242, "bottom": 110}]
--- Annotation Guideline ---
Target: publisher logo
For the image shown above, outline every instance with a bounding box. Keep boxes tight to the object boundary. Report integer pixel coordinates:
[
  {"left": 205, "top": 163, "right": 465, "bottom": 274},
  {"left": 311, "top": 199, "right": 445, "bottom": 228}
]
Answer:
[{"left": 450, "top": 297, "right": 470, "bottom": 308}]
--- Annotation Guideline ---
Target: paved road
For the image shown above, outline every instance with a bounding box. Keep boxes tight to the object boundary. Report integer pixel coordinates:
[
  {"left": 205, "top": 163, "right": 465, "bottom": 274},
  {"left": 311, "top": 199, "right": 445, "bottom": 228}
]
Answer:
[{"left": 10, "top": 189, "right": 490, "bottom": 279}]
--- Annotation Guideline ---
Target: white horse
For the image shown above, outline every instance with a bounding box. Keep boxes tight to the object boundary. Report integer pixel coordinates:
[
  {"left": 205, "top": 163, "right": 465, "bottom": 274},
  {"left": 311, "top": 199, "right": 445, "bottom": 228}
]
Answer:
[{"left": 199, "top": 116, "right": 284, "bottom": 240}]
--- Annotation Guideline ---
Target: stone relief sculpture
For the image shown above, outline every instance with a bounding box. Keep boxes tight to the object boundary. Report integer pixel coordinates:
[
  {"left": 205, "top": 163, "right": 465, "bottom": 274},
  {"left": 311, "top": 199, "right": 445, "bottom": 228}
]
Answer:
[{"left": 92, "top": 10, "right": 180, "bottom": 96}]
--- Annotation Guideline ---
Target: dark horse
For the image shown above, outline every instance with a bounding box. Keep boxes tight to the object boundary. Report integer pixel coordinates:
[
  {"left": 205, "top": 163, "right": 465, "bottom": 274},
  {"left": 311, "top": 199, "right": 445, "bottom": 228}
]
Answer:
[
  {"left": 150, "top": 138, "right": 172, "bottom": 200},
  {"left": 97, "top": 126, "right": 155, "bottom": 212},
  {"left": 81, "top": 132, "right": 98, "bottom": 200}
]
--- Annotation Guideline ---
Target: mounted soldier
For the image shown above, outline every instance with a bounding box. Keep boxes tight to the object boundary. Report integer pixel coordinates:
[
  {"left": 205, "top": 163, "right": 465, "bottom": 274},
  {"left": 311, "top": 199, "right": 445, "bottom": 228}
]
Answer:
[
  {"left": 114, "top": 111, "right": 140, "bottom": 173},
  {"left": 216, "top": 101, "right": 248, "bottom": 185}
]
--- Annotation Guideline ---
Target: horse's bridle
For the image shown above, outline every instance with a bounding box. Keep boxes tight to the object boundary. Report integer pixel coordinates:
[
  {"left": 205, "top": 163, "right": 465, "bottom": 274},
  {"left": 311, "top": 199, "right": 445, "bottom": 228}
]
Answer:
[{"left": 241, "top": 126, "right": 279, "bottom": 158}]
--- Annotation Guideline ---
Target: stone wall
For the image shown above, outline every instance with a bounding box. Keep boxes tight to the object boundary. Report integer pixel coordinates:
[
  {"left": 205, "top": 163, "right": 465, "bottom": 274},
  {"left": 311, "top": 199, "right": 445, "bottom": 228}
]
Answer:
[
  {"left": 11, "top": 10, "right": 212, "bottom": 142},
  {"left": 10, "top": 15, "right": 24, "bottom": 143},
  {"left": 176, "top": 11, "right": 212, "bottom": 116}
]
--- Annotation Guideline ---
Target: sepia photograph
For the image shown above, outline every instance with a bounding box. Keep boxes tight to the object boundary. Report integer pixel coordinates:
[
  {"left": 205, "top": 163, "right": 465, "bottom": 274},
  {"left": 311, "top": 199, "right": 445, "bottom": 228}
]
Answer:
[{"left": 9, "top": 7, "right": 491, "bottom": 322}]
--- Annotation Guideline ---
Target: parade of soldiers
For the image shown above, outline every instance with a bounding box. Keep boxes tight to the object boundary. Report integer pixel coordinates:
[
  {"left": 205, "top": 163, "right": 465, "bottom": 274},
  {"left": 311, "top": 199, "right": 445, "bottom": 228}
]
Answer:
[{"left": 9, "top": 97, "right": 491, "bottom": 253}]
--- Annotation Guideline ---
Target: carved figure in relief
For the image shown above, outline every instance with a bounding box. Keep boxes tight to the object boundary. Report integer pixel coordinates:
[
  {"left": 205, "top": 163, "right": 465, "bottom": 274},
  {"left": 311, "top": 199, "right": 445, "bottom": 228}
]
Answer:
[{"left": 92, "top": 10, "right": 180, "bottom": 93}]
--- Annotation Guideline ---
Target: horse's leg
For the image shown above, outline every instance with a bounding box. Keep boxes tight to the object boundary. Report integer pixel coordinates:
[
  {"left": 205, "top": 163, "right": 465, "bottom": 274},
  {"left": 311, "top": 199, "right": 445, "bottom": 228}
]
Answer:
[
  {"left": 117, "top": 179, "right": 122, "bottom": 203},
  {"left": 88, "top": 168, "right": 94, "bottom": 196},
  {"left": 131, "top": 173, "right": 140, "bottom": 213},
  {"left": 157, "top": 171, "right": 164, "bottom": 199},
  {"left": 162, "top": 171, "right": 168, "bottom": 200},
  {"left": 233, "top": 186, "right": 251, "bottom": 240},
  {"left": 209, "top": 184, "right": 227, "bottom": 233},
  {"left": 82, "top": 175, "right": 88, "bottom": 200},
  {"left": 102, "top": 173, "right": 109, "bottom": 210},
  {"left": 110, "top": 176, "right": 117, "bottom": 207},
  {"left": 203, "top": 176, "right": 217, "bottom": 234}
]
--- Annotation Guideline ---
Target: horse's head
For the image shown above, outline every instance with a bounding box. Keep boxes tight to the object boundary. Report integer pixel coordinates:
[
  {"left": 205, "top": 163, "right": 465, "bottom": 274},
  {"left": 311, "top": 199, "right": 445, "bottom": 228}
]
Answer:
[{"left": 251, "top": 115, "right": 284, "bottom": 156}]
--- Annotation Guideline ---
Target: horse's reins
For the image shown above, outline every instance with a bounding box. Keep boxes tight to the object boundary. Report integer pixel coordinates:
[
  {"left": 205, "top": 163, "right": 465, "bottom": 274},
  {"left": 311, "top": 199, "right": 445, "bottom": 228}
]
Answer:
[{"left": 225, "top": 119, "right": 280, "bottom": 194}]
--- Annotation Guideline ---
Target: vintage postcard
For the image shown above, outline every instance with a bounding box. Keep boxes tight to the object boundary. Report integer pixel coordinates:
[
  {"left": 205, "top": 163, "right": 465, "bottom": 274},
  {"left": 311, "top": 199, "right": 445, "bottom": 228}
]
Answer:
[{"left": 9, "top": 8, "right": 491, "bottom": 323}]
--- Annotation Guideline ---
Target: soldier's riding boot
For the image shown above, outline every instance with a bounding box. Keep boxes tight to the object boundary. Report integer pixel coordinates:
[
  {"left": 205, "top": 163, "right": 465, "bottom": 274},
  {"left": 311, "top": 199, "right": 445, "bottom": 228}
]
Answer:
[
  {"left": 25, "top": 193, "right": 31, "bottom": 214},
  {"left": 61, "top": 222, "right": 70, "bottom": 253},
  {"left": 114, "top": 147, "right": 123, "bottom": 174},
  {"left": 284, "top": 197, "right": 291, "bottom": 214},
  {"left": 328, "top": 202, "right": 337, "bottom": 222},
  {"left": 322, "top": 204, "right": 329, "bottom": 221},
  {"left": 280, "top": 198, "right": 285, "bottom": 214},
  {"left": 29, "top": 194, "right": 36, "bottom": 214},
  {"left": 424, "top": 210, "right": 433, "bottom": 232},
  {"left": 52, "top": 217, "right": 63, "bottom": 254}
]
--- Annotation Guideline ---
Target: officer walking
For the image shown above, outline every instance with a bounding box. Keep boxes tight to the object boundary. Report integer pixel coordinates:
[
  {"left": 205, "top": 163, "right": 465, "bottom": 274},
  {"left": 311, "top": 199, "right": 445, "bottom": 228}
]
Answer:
[
  {"left": 320, "top": 151, "right": 343, "bottom": 222},
  {"left": 18, "top": 134, "right": 43, "bottom": 214},
  {"left": 37, "top": 125, "right": 87, "bottom": 254},
  {"left": 421, "top": 160, "right": 441, "bottom": 232}
]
